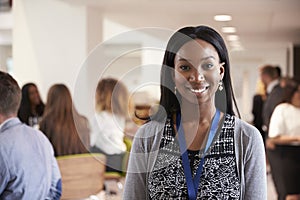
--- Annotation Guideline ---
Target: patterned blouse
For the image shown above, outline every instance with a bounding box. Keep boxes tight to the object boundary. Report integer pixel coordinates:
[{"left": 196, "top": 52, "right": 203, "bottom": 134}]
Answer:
[{"left": 148, "top": 114, "right": 240, "bottom": 199}]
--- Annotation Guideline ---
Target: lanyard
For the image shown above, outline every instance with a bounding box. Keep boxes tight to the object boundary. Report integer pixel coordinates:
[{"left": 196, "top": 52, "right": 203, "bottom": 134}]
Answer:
[{"left": 176, "top": 109, "right": 220, "bottom": 200}]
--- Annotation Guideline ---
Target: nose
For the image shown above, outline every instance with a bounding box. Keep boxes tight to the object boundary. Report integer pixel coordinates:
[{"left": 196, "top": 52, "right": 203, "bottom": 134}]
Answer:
[{"left": 189, "top": 71, "right": 205, "bottom": 82}]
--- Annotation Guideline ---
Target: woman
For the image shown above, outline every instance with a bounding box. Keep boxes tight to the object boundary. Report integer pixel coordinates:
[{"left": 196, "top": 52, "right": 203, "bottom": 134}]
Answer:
[
  {"left": 90, "top": 78, "right": 129, "bottom": 172},
  {"left": 267, "top": 81, "right": 300, "bottom": 146},
  {"left": 123, "top": 26, "right": 266, "bottom": 199},
  {"left": 18, "top": 83, "right": 45, "bottom": 128},
  {"left": 39, "top": 84, "right": 90, "bottom": 156},
  {"left": 267, "top": 81, "right": 300, "bottom": 200},
  {"left": 252, "top": 80, "right": 267, "bottom": 144}
]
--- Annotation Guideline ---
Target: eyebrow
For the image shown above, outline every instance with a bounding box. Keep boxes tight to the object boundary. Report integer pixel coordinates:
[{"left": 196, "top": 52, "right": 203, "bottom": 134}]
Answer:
[
  {"left": 200, "top": 56, "right": 217, "bottom": 61},
  {"left": 177, "top": 56, "right": 217, "bottom": 62},
  {"left": 177, "top": 57, "right": 192, "bottom": 62}
]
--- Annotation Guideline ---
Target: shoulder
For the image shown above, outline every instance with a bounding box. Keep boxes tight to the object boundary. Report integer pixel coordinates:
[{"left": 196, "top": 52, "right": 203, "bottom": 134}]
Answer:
[
  {"left": 253, "top": 94, "right": 263, "bottom": 101},
  {"left": 0, "top": 120, "right": 53, "bottom": 152},
  {"left": 76, "top": 114, "right": 90, "bottom": 128},
  {"left": 273, "top": 84, "right": 283, "bottom": 91},
  {"left": 132, "top": 120, "right": 166, "bottom": 153},
  {"left": 234, "top": 116, "right": 262, "bottom": 145},
  {"left": 273, "top": 103, "right": 289, "bottom": 112},
  {"left": 233, "top": 116, "right": 265, "bottom": 162},
  {"left": 136, "top": 120, "right": 165, "bottom": 137}
]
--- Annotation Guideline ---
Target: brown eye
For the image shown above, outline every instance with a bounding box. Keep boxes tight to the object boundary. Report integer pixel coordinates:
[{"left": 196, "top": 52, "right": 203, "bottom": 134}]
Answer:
[
  {"left": 202, "top": 63, "right": 214, "bottom": 69},
  {"left": 179, "top": 65, "right": 191, "bottom": 71}
]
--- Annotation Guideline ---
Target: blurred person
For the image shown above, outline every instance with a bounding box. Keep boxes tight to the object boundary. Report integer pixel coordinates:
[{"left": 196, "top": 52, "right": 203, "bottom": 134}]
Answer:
[
  {"left": 275, "top": 65, "right": 282, "bottom": 79},
  {"left": 124, "top": 25, "right": 266, "bottom": 199},
  {"left": 39, "top": 84, "right": 90, "bottom": 156},
  {"left": 267, "top": 81, "right": 300, "bottom": 200},
  {"left": 280, "top": 76, "right": 296, "bottom": 88},
  {"left": 260, "top": 65, "right": 285, "bottom": 136},
  {"left": 267, "top": 81, "right": 300, "bottom": 147},
  {"left": 0, "top": 71, "right": 61, "bottom": 199},
  {"left": 18, "top": 82, "right": 45, "bottom": 128},
  {"left": 252, "top": 80, "right": 267, "bottom": 144},
  {"left": 90, "top": 78, "right": 129, "bottom": 173},
  {"left": 286, "top": 195, "right": 300, "bottom": 200}
]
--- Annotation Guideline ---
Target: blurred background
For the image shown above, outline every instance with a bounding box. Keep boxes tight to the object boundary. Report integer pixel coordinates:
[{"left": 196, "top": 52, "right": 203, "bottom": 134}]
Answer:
[
  {"left": 1, "top": 0, "right": 300, "bottom": 199},
  {"left": 1, "top": 0, "right": 300, "bottom": 123}
]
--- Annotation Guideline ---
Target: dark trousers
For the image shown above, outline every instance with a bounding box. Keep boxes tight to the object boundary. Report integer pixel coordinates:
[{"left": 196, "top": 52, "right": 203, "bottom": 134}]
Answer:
[{"left": 267, "top": 145, "right": 300, "bottom": 200}]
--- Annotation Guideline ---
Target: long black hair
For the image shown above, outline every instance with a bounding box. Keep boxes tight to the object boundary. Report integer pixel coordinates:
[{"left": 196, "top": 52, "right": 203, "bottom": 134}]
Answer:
[
  {"left": 18, "top": 83, "right": 45, "bottom": 125},
  {"left": 154, "top": 25, "right": 240, "bottom": 121}
]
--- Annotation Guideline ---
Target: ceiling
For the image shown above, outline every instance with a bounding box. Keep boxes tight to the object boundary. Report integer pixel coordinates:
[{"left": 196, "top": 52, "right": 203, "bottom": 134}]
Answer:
[
  {"left": 1, "top": 0, "right": 300, "bottom": 51},
  {"left": 66, "top": 0, "right": 300, "bottom": 52}
]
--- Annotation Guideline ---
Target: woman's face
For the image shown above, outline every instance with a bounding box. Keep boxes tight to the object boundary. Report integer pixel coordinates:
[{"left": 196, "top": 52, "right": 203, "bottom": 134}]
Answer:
[
  {"left": 291, "top": 86, "right": 300, "bottom": 108},
  {"left": 28, "top": 86, "right": 41, "bottom": 106},
  {"left": 174, "top": 39, "right": 224, "bottom": 105}
]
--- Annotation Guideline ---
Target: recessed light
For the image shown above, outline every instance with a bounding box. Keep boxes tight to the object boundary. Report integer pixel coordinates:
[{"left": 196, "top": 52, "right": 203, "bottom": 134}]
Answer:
[
  {"left": 214, "top": 15, "right": 232, "bottom": 22},
  {"left": 222, "top": 27, "right": 236, "bottom": 33},
  {"left": 231, "top": 46, "right": 245, "bottom": 51},
  {"left": 227, "top": 35, "right": 239, "bottom": 41}
]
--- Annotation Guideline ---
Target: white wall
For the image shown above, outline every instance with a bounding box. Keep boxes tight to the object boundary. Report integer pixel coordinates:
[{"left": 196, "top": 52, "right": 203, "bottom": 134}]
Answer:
[
  {"left": 12, "top": 1, "right": 290, "bottom": 121},
  {"left": 0, "top": 45, "right": 11, "bottom": 72},
  {"left": 13, "top": 0, "right": 87, "bottom": 101},
  {"left": 230, "top": 46, "right": 288, "bottom": 122}
]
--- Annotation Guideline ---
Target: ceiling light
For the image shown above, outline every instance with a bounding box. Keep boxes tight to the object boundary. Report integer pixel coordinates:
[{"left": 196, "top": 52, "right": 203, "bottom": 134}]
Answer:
[
  {"left": 214, "top": 15, "right": 232, "bottom": 22},
  {"left": 226, "top": 35, "right": 239, "bottom": 41},
  {"left": 229, "top": 42, "right": 241, "bottom": 47},
  {"left": 221, "top": 27, "right": 236, "bottom": 33},
  {"left": 231, "top": 46, "right": 245, "bottom": 51}
]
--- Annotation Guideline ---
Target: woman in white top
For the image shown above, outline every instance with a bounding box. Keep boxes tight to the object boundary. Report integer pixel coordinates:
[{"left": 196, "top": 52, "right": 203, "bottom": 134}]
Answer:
[
  {"left": 90, "top": 78, "right": 129, "bottom": 172},
  {"left": 267, "top": 80, "right": 300, "bottom": 200},
  {"left": 267, "top": 81, "right": 300, "bottom": 147}
]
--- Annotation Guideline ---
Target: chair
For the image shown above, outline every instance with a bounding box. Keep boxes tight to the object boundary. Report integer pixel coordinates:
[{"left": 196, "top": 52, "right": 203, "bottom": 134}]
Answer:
[{"left": 56, "top": 153, "right": 106, "bottom": 200}]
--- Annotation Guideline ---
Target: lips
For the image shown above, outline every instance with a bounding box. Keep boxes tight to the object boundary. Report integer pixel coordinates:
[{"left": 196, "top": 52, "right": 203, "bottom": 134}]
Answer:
[{"left": 189, "top": 86, "right": 209, "bottom": 94}]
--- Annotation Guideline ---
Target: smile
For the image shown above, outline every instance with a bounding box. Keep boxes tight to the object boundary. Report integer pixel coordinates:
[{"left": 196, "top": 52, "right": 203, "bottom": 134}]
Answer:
[{"left": 189, "top": 86, "right": 209, "bottom": 94}]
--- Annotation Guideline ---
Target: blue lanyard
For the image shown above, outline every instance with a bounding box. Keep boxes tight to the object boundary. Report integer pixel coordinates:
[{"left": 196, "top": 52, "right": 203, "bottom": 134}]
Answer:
[{"left": 176, "top": 109, "right": 220, "bottom": 200}]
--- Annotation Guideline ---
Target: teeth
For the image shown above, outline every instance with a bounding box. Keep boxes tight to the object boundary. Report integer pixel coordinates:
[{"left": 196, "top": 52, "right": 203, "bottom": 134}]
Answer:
[{"left": 190, "top": 87, "right": 207, "bottom": 93}]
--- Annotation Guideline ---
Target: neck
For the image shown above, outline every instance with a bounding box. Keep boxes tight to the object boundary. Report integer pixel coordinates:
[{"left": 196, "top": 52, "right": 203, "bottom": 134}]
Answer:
[
  {"left": 180, "top": 99, "right": 216, "bottom": 124},
  {"left": 178, "top": 99, "right": 218, "bottom": 151},
  {"left": 31, "top": 104, "right": 37, "bottom": 115},
  {"left": 0, "top": 114, "right": 14, "bottom": 125},
  {"left": 291, "top": 99, "right": 300, "bottom": 108}
]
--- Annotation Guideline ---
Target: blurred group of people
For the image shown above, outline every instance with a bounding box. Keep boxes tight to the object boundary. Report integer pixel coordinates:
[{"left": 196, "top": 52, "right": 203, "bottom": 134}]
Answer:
[
  {"left": 17, "top": 79, "right": 130, "bottom": 164},
  {"left": 252, "top": 65, "right": 300, "bottom": 143},
  {"left": 2, "top": 24, "right": 299, "bottom": 199},
  {"left": 252, "top": 65, "right": 300, "bottom": 200},
  {"left": 0, "top": 70, "right": 131, "bottom": 198}
]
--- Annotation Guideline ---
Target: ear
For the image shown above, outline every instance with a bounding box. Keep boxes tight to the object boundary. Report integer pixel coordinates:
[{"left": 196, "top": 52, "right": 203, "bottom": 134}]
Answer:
[{"left": 219, "top": 62, "right": 225, "bottom": 80}]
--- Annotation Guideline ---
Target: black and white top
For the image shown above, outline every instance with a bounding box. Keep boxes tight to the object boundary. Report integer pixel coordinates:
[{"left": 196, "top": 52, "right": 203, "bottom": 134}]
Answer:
[
  {"left": 148, "top": 114, "right": 240, "bottom": 199},
  {"left": 123, "top": 114, "right": 267, "bottom": 200}
]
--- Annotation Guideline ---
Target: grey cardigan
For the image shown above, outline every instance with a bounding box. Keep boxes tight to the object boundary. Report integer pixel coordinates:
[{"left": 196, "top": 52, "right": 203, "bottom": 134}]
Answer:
[{"left": 123, "top": 116, "right": 267, "bottom": 200}]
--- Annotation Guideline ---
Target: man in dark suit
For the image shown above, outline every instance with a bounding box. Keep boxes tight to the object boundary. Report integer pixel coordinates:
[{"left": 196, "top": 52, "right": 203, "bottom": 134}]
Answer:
[{"left": 260, "top": 65, "right": 284, "bottom": 137}]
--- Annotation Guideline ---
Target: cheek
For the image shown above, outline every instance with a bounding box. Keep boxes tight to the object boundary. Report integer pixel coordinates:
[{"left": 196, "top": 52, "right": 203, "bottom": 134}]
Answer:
[
  {"left": 174, "top": 71, "right": 188, "bottom": 86},
  {"left": 29, "top": 93, "right": 35, "bottom": 100},
  {"left": 207, "top": 73, "right": 221, "bottom": 84},
  {"left": 296, "top": 93, "right": 300, "bottom": 100}
]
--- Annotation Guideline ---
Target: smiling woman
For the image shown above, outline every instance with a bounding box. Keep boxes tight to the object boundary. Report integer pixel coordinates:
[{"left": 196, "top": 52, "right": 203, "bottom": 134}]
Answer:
[
  {"left": 123, "top": 25, "right": 267, "bottom": 200},
  {"left": 174, "top": 39, "right": 225, "bottom": 106}
]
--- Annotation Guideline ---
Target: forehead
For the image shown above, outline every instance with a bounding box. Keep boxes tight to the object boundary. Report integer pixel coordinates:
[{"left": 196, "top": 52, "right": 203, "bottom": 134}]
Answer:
[
  {"left": 175, "top": 39, "right": 219, "bottom": 62},
  {"left": 28, "top": 86, "right": 38, "bottom": 93}
]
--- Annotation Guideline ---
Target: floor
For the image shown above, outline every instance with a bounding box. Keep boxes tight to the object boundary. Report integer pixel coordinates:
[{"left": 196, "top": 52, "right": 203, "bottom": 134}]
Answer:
[{"left": 268, "top": 172, "right": 278, "bottom": 200}]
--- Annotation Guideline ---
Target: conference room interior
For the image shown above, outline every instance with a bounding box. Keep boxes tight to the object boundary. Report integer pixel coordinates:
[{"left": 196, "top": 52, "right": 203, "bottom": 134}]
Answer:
[{"left": 0, "top": 0, "right": 300, "bottom": 199}]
